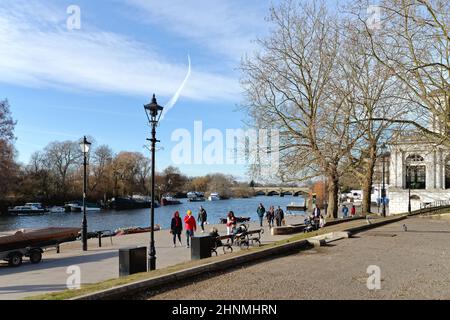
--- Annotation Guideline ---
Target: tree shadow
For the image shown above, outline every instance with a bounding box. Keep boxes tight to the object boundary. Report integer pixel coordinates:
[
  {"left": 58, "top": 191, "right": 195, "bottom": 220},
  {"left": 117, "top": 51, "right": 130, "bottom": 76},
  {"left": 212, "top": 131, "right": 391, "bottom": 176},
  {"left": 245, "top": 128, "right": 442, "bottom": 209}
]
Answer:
[{"left": 0, "top": 251, "right": 118, "bottom": 276}]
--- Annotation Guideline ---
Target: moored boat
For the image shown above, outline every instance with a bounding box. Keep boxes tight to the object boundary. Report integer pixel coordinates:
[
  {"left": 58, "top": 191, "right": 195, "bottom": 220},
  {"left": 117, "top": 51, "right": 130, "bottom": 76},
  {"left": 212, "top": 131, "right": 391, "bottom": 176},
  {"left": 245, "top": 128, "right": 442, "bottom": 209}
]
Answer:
[
  {"left": 208, "top": 193, "right": 221, "bottom": 201},
  {"left": 187, "top": 192, "right": 206, "bottom": 202},
  {"left": 286, "top": 201, "right": 307, "bottom": 212},
  {"left": 8, "top": 205, "right": 47, "bottom": 216},
  {"left": 65, "top": 201, "right": 102, "bottom": 212},
  {"left": 114, "top": 225, "right": 161, "bottom": 236},
  {"left": 160, "top": 195, "right": 182, "bottom": 206}
]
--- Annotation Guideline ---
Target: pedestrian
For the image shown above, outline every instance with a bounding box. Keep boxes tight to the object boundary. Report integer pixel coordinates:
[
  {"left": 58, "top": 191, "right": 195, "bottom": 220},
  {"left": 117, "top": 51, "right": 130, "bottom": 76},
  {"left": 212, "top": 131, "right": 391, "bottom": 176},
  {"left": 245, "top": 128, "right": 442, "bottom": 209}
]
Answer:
[
  {"left": 266, "top": 206, "right": 275, "bottom": 228},
  {"left": 226, "top": 211, "right": 237, "bottom": 235},
  {"left": 342, "top": 205, "right": 349, "bottom": 218},
  {"left": 184, "top": 210, "right": 196, "bottom": 248},
  {"left": 275, "top": 206, "right": 284, "bottom": 227},
  {"left": 170, "top": 211, "right": 183, "bottom": 248},
  {"left": 319, "top": 215, "right": 325, "bottom": 228},
  {"left": 351, "top": 205, "right": 356, "bottom": 216},
  {"left": 313, "top": 204, "right": 321, "bottom": 218},
  {"left": 197, "top": 206, "right": 208, "bottom": 233},
  {"left": 257, "top": 203, "right": 266, "bottom": 227}
]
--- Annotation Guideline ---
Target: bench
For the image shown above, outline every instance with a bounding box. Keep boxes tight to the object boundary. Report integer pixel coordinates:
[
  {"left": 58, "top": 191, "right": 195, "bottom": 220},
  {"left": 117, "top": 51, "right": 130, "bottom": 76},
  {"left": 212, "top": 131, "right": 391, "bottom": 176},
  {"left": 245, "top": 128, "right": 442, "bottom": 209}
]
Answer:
[{"left": 211, "top": 235, "right": 234, "bottom": 255}]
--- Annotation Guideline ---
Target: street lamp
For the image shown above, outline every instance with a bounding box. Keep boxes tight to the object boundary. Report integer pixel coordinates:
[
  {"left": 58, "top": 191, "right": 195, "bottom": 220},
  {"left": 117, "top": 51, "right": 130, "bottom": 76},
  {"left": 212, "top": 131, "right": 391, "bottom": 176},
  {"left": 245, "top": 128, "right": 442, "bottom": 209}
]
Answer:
[
  {"left": 380, "top": 143, "right": 388, "bottom": 217},
  {"left": 406, "top": 159, "right": 412, "bottom": 215},
  {"left": 79, "top": 136, "right": 91, "bottom": 251},
  {"left": 144, "top": 94, "right": 163, "bottom": 271}
]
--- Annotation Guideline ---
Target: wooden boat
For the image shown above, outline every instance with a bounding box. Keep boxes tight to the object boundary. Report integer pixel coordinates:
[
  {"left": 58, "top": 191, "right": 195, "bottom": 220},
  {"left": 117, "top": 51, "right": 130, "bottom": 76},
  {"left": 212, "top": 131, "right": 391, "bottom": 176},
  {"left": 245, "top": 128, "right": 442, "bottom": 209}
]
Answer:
[
  {"left": 0, "top": 227, "right": 80, "bottom": 252},
  {"left": 114, "top": 225, "right": 161, "bottom": 236}
]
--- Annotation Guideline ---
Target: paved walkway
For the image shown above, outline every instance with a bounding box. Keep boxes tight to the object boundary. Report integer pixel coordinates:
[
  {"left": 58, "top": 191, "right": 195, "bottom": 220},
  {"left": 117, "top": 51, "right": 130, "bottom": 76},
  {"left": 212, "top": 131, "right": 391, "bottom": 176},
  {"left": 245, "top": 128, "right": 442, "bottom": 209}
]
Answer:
[
  {"left": 147, "top": 216, "right": 450, "bottom": 300},
  {"left": 0, "top": 215, "right": 312, "bottom": 300}
]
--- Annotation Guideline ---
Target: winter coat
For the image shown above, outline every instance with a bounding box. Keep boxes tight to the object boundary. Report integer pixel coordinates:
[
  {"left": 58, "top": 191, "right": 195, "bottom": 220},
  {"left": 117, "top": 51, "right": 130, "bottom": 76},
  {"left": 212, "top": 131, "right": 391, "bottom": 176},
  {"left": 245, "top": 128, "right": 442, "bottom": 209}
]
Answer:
[
  {"left": 171, "top": 217, "right": 182, "bottom": 234},
  {"left": 184, "top": 215, "right": 197, "bottom": 231}
]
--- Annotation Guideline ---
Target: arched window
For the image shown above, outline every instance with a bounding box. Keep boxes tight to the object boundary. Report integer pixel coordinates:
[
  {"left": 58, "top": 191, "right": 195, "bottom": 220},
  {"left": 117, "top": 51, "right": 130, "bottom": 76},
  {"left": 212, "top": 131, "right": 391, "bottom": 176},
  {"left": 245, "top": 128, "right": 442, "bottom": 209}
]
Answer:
[{"left": 406, "top": 154, "right": 426, "bottom": 190}]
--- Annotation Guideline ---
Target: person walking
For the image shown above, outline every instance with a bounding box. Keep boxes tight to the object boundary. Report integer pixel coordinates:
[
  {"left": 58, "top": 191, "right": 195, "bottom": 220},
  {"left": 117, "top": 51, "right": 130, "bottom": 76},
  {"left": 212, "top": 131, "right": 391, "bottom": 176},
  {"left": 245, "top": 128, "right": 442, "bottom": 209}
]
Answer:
[
  {"left": 351, "top": 205, "right": 356, "bottom": 216},
  {"left": 226, "top": 211, "right": 237, "bottom": 235},
  {"left": 184, "top": 210, "right": 196, "bottom": 248},
  {"left": 313, "top": 204, "right": 321, "bottom": 218},
  {"left": 275, "top": 206, "right": 284, "bottom": 227},
  {"left": 342, "top": 205, "right": 349, "bottom": 218},
  {"left": 170, "top": 211, "right": 183, "bottom": 247},
  {"left": 319, "top": 215, "right": 326, "bottom": 228},
  {"left": 197, "top": 206, "right": 208, "bottom": 233},
  {"left": 257, "top": 203, "right": 266, "bottom": 227},
  {"left": 266, "top": 206, "right": 275, "bottom": 228}
]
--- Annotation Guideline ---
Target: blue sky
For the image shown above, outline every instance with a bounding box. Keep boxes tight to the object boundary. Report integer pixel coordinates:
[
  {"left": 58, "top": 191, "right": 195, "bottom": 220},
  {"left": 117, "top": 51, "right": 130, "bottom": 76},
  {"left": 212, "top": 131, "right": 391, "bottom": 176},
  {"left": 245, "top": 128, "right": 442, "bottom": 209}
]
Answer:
[{"left": 0, "top": 0, "right": 277, "bottom": 179}]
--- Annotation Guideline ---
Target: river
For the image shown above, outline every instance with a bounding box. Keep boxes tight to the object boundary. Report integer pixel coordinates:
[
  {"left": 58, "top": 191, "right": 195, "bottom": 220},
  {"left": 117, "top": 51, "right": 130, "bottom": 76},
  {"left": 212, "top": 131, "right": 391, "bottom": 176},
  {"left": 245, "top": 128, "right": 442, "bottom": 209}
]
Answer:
[{"left": 0, "top": 196, "right": 306, "bottom": 232}]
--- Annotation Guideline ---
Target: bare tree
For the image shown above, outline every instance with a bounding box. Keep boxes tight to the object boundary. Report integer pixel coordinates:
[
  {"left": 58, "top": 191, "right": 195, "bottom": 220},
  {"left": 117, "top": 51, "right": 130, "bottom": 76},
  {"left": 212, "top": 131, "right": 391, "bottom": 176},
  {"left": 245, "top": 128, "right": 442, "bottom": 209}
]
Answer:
[
  {"left": 350, "top": 0, "right": 449, "bottom": 142},
  {"left": 338, "top": 20, "right": 409, "bottom": 213},
  {"left": 241, "top": 0, "right": 362, "bottom": 217},
  {"left": 43, "top": 140, "right": 82, "bottom": 199}
]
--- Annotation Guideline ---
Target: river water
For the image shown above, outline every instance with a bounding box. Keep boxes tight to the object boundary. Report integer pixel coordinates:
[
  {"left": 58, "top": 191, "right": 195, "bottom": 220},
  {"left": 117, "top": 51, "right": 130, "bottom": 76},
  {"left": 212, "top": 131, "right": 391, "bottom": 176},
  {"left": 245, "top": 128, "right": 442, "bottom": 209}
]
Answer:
[{"left": 0, "top": 196, "right": 306, "bottom": 232}]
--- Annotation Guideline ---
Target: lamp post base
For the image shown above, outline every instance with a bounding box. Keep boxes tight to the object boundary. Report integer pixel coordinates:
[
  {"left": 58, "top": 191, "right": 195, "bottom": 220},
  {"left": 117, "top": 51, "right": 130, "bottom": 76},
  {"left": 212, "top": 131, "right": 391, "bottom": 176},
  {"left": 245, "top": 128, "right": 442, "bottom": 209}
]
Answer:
[{"left": 148, "top": 257, "right": 156, "bottom": 271}]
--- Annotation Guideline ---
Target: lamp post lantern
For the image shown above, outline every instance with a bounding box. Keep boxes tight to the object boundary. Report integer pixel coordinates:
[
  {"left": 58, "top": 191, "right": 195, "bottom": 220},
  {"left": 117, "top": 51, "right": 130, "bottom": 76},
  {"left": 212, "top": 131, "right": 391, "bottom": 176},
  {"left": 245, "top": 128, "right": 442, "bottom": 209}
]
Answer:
[
  {"left": 144, "top": 94, "right": 163, "bottom": 271},
  {"left": 79, "top": 136, "right": 91, "bottom": 251},
  {"left": 380, "top": 143, "right": 387, "bottom": 217}
]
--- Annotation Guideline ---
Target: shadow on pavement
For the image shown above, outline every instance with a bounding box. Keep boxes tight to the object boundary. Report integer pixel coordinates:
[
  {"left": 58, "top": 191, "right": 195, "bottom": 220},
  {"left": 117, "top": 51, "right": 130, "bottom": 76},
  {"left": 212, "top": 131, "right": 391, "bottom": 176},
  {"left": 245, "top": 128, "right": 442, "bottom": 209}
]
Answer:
[{"left": 0, "top": 251, "right": 118, "bottom": 276}]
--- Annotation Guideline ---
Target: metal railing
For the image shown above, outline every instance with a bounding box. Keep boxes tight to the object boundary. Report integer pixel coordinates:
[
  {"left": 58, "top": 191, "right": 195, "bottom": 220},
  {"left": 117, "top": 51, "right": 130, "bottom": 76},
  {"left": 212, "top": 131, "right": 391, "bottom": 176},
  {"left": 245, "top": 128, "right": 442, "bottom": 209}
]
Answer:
[{"left": 415, "top": 200, "right": 450, "bottom": 215}]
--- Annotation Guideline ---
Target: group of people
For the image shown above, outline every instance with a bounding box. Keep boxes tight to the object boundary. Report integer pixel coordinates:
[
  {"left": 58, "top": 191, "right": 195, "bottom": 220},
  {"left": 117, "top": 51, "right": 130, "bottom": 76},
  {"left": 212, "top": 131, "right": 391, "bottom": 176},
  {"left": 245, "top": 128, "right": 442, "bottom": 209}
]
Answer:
[
  {"left": 170, "top": 206, "right": 208, "bottom": 248},
  {"left": 170, "top": 202, "right": 286, "bottom": 248},
  {"left": 341, "top": 204, "right": 357, "bottom": 218},
  {"left": 257, "top": 203, "right": 285, "bottom": 228}
]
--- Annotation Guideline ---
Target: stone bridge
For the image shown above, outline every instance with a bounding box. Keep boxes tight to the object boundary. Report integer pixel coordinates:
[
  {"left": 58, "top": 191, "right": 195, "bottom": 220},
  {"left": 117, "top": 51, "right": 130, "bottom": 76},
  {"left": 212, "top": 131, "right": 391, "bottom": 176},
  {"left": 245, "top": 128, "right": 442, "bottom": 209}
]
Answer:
[{"left": 252, "top": 187, "right": 310, "bottom": 197}]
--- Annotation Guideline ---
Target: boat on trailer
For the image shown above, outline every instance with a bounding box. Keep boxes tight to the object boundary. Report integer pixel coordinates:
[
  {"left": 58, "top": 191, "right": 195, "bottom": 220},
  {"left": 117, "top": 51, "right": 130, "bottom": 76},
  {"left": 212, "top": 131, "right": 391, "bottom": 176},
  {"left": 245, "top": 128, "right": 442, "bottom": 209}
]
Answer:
[{"left": 0, "top": 227, "right": 80, "bottom": 267}]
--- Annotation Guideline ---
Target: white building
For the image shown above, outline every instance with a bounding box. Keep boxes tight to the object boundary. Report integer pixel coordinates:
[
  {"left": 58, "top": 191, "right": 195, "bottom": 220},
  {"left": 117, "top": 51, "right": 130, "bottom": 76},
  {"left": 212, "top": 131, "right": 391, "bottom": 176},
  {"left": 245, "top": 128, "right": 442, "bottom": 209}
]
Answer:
[{"left": 388, "top": 129, "right": 450, "bottom": 214}]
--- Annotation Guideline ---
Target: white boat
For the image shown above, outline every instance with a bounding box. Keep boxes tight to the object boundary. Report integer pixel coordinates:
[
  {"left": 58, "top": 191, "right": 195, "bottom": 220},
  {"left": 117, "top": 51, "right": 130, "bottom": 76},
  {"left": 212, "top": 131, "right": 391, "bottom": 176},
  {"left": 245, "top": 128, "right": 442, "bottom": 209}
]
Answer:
[
  {"left": 65, "top": 202, "right": 102, "bottom": 212},
  {"left": 286, "top": 201, "right": 306, "bottom": 212},
  {"left": 187, "top": 192, "right": 206, "bottom": 202},
  {"left": 49, "top": 206, "right": 65, "bottom": 213},
  {"left": 8, "top": 205, "right": 46, "bottom": 216},
  {"left": 208, "top": 193, "right": 221, "bottom": 201}
]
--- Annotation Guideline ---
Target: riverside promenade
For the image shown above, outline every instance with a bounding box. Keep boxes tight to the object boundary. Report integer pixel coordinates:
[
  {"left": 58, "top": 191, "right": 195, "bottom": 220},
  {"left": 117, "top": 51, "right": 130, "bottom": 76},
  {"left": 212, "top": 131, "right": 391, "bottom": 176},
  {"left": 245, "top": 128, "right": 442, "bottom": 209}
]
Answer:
[
  {"left": 148, "top": 215, "right": 450, "bottom": 300},
  {"left": 0, "top": 214, "right": 311, "bottom": 300}
]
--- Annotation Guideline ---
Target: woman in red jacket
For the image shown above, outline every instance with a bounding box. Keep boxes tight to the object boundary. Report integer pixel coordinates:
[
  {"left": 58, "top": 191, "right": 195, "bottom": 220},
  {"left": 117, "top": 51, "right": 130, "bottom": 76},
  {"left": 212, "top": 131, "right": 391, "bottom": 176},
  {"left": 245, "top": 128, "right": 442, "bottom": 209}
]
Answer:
[{"left": 184, "top": 210, "right": 197, "bottom": 248}]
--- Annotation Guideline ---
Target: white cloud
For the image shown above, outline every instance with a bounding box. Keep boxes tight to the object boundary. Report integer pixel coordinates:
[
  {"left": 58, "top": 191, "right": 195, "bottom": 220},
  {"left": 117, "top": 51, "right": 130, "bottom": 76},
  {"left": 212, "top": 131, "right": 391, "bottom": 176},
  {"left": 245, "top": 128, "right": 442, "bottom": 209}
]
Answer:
[
  {"left": 125, "top": 0, "right": 269, "bottom": 61},
  {"left": 0, "top": 0, "right": 240, "bottom": 102}
]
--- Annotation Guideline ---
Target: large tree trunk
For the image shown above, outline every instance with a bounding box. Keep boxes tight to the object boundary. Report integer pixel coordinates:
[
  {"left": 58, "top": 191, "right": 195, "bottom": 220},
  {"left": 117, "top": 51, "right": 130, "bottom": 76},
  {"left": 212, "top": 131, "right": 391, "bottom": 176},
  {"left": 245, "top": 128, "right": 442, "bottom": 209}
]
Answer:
[{"left": 327, "top": 174, "right": 340, "bottom": 219}]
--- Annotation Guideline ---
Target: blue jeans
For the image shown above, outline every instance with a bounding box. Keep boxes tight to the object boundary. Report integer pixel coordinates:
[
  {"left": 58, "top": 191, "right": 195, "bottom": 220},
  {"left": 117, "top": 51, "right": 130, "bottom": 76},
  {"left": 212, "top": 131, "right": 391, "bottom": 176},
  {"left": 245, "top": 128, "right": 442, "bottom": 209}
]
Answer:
[
  {"left": 186, "top": 230, "right": 194, "bottom": 246},
  {"left": 259, "top": 216, "right": 264, "bottom": 227}
]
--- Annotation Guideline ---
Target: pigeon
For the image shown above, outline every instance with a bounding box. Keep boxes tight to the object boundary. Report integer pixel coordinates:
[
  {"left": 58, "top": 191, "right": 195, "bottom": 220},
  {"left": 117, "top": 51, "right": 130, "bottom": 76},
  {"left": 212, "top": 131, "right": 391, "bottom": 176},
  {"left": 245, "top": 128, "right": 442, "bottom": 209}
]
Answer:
[{"left": 402, "top": 224, "right": 407, "bottom": 232}]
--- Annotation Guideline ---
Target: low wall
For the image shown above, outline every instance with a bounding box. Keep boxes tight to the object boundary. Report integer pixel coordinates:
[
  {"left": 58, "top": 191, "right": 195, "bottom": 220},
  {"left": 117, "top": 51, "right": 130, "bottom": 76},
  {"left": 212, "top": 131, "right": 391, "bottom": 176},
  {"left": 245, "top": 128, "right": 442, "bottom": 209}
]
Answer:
[{"left": 271, "top": 216, "right": 365, "bottom": 235}]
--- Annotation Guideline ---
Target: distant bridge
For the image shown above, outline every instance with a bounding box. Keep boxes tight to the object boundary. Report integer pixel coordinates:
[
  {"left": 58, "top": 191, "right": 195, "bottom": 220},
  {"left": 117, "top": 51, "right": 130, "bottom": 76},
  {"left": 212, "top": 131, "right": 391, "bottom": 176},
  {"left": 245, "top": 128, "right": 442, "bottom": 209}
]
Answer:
[{"left": 252, "top": 187, "right": 310, "bottom": 197}]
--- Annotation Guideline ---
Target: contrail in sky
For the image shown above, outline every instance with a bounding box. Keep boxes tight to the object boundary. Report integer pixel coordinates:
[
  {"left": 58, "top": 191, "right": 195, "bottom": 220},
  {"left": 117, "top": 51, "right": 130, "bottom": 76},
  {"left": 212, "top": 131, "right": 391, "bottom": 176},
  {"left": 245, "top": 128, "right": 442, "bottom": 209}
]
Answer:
[{"left": 160, "top": 55, "right": 191, "bottom": 122}]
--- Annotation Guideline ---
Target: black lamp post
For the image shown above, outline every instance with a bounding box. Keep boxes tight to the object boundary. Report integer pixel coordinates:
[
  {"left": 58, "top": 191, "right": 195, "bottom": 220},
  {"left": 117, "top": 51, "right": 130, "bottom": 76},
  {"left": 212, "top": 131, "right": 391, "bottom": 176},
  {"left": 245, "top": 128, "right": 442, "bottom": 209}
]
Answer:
[
  {"left": 144, "top": 94, "right": 163, "bottom": 271},
  {"left": 406, "top": 163, "right": 412, "bottom": 215},
  {"left": 380, "top": 143, "right": 387, "bottom": 217},
  {"left": 79, "top": 136, "right": 91, "bottom": 251}
]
